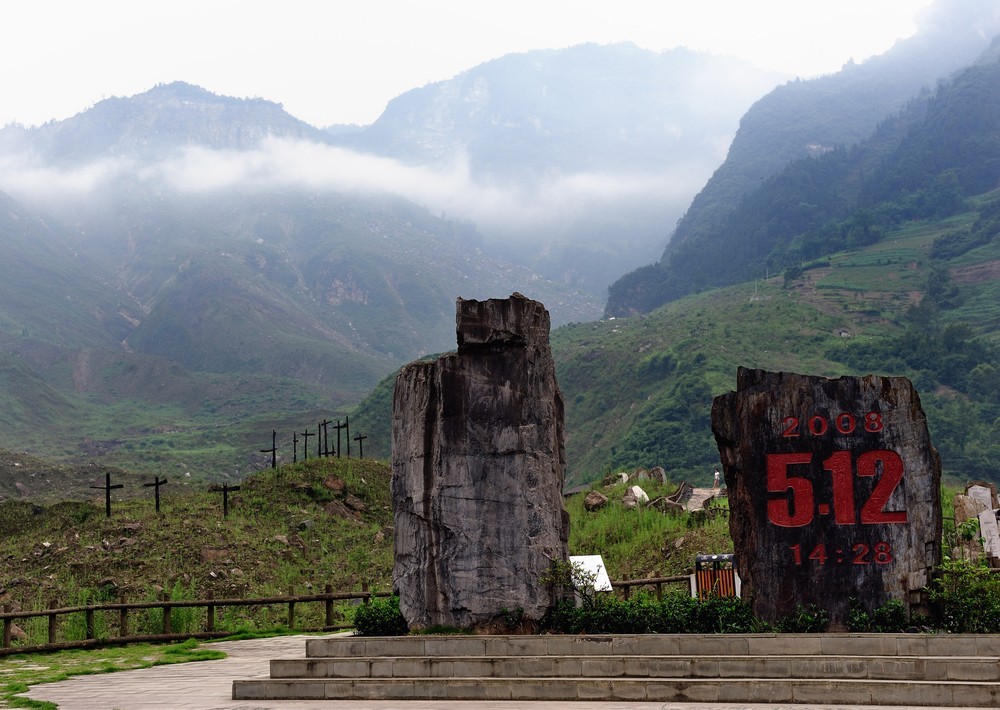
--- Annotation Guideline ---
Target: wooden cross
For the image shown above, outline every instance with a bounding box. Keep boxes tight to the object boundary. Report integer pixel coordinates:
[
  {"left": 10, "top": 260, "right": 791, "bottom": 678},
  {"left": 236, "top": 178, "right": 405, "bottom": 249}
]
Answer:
[
  {"left": 318, "top": 419, "right": 330, "bottom": 458},
  {"left": 259, "top": 429, "right": 277, "bottom": 469},
  {"left": 214, "top": 482, "right": 241, "bottom": 518},
  {"left": 301, "top": 429, "right": 313, "bottom": 460},
  {"left": 353, "top": 433, "right": 367, "bottom": 459},
  {"left": 90, "top": 473, "right": 124, "bottom": 518},
  {"left": 142, "top": 476, "right": 169, "bottom": 513},
  {"left": 292, "top": 431, "right": 299, "bottom": 463},
  {"left": 345, "top": 415, "right": 351, "bottom": 458},
  {"left": 334, "top": 419, "right": 347, "bottom": 459}
]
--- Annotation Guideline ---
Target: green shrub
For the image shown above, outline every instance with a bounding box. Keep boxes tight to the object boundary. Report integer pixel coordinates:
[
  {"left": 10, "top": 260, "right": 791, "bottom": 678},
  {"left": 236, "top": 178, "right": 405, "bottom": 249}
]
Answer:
[
  {"left": 847, "top": 597, "right": 909, "bottom": 633},
  {"left": 928, "top": 558, "right": 1000, "bottom": 633},
  {"left": 352, "top": 596, "right": 408, "bottom": 636},
  {"left": 773, "top": 603, "right": 829, "bottom": 633},
  {"left": 540, "top": 591, "right": 759, "bottom": 635}
]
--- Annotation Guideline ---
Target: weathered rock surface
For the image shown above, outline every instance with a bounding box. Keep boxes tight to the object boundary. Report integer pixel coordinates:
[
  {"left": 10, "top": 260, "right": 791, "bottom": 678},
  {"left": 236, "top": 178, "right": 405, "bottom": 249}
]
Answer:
[
  {"left": 583, "top": 491, "right": 608, "bottom": 511},
  {"left": 392, "top": 293, "right": 569, "bottom": 630},
  {"left": 712, "top": 367, "right": 941, "bottom": 626}
]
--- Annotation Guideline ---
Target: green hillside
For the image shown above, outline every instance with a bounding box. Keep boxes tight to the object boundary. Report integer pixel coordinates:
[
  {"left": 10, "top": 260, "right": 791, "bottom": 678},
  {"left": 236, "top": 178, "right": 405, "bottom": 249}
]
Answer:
[
  {"left": 0, "top": 456, "right": 729, "bottom": 626},
  {"left": 354, "top": 192, "right": 1000, "bottom": 488},
  {"left": 607, "top": 33, "right": 1000, "bottom": 316}
]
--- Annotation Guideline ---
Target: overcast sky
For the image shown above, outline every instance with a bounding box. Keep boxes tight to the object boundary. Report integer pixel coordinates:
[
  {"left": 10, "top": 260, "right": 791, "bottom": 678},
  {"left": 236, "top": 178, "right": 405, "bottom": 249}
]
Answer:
[{"left": 3, "top": 0, "right": 933, "bottom": 129}]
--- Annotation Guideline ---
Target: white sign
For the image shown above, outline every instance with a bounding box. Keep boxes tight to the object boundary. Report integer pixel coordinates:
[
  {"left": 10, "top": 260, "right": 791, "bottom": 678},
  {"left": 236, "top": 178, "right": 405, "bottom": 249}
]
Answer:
[{"left": 569, "top": 554, "right": 613, "bottom": 592}]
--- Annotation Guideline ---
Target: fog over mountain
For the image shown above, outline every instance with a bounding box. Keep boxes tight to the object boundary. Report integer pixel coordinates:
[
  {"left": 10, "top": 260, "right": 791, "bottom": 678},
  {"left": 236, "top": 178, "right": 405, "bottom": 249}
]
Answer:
[{"left": 0, "top": 44, "right": 783, "bottom": 299}]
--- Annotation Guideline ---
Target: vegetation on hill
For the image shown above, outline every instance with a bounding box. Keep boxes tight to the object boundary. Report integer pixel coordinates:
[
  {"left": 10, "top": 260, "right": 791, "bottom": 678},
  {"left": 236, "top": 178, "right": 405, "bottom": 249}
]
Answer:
[
  {"left": 0, "top": 456, "right": 734, "bottom": 635},
  {"left": 354, "top": 191, "right": 1000, "bottom": 488},
  {"left": 0, "top": 458, "right": 394, "bottom": 624},
  {"left": 607, "top": 34, "right": 1000, "bottom": 316}
]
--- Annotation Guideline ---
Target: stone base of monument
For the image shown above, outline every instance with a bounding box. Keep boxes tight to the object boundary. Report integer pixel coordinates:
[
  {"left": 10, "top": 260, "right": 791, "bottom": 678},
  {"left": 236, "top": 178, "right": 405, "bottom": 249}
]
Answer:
[{"left": 232, "top": 633, "right": 1000, "bottom": 706}]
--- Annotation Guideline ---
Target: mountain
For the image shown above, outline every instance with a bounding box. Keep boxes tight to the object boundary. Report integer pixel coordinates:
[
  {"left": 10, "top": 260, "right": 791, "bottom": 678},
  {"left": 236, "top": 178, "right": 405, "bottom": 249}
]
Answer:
[
  {"left": 0, "top": 81, "right": 328, "bottom": 165},
  {"left": 351, "top": 26, "right": 1000, "bottom": 488},
  {"left": 328, "top": 43, "right": 784, "bottom": 292},
  {"left": 607, "top": 0, "right": 1000, "bottom": 315},
  {"left": 354, "top": 187, "right": 1000, "bottom": 488},
  {"left": 0, "top": 45, "right": 786, "bottom": 475},
  {"left": 0, "top": 75, "right": 614, "bottom": 474}
]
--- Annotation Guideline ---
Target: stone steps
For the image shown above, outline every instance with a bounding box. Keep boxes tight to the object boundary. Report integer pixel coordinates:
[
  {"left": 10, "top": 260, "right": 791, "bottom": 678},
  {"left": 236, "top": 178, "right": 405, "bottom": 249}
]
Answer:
[
  {"left": 268, "top": 654, "right": 1000, "bottom": 682},
  {"left": 232, "top": 633, "right": 1000, "bottom": 706}
]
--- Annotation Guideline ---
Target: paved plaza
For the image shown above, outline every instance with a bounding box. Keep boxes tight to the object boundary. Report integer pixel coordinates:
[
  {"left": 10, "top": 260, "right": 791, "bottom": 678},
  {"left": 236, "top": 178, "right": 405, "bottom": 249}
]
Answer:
[{"left": 22, "top": 633, "right": 979, "bottom": 710}]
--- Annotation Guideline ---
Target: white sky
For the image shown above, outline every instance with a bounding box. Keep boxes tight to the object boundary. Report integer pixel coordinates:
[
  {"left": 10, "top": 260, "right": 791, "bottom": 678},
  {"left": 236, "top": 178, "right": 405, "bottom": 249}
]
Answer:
[{"left": 2, "top": 0, "right": 934, "bottom": 129}]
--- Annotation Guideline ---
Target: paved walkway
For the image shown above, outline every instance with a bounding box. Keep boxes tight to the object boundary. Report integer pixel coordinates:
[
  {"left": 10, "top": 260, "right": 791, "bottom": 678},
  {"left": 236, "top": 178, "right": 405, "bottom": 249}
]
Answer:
[{"left": 22, "top": 633, "right": 975, "bottom": 710}]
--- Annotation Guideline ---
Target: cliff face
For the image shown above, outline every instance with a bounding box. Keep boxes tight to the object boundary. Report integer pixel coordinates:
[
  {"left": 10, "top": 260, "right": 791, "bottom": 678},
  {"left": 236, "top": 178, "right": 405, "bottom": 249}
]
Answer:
[{"left": 391, "top": 293, "right": 569, "bottom": 630}]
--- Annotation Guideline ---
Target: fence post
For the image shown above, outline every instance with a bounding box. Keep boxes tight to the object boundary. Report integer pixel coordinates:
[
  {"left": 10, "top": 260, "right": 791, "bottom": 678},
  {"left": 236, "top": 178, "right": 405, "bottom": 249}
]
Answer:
[
  {"left": 325, "top": 584, "right": 334, "bottom": 627},
  {"left": 2, "top": 604, "right": 10, "bottom": 648},
  {"left": 361, "top": 581, "right": 370, "bottom": 604},
  {"left": 622, "top": 573, "right": 631, "bottom": 600},
  {"left": 287, "top": 585, "right": 296, "bottom": 629},
  {"left": 655, "top": 571, "right": 663, "bottom": 601},
  {"left": 206, "top": 591, "right": 215, "bottom": 633},
  {"left": 119, "top": 605, "right": 129, "bottom": 638},
  {"left": 85, "top": 608, "right": 95, "bottom": 640},
  {"left": 161, "top": 591, "right": 171, "bottom": 635},
  {"left": 48, "top": 599, "right": 58, "bottom": 644}
]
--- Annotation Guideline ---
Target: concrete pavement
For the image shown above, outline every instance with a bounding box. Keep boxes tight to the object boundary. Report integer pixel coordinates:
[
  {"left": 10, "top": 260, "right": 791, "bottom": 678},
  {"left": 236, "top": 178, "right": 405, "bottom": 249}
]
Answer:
[{"left": 22, "top": 633, "right": 981, "bottom": 710}]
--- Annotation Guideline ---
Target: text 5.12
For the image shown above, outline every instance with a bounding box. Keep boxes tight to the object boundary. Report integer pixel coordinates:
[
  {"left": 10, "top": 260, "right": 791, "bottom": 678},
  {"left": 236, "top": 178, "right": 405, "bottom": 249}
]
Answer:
[{"left": 766, "top": 450, "right": 907, "bottom": 528}]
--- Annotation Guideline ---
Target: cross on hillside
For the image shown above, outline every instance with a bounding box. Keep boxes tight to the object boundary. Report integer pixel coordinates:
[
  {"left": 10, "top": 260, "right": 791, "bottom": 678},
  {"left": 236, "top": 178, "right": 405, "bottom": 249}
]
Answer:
[
  {"left": 301, "top": 430, "right": 314, "bottom": 460},
  {"left": 90, "top": 473, "right": 124, "bottom": 517},
  {"left": 259, "top": 429, "right": 277, "bottom": 469},
  {"left": 142, "top": 476, "right": 168, "bottom": 513},
  {"left": 353, "top": 433, "right": 367, "bottom": 459}
]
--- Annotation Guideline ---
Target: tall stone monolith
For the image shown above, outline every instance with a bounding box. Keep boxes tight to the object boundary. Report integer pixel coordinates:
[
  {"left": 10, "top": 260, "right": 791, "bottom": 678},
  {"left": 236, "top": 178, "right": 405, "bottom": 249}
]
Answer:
[
  {"left": 391, "top": 293, "right": 569, "bottom": 630},
  {"left": 712, "top": 367, "right": 941, "bottom": 627}
]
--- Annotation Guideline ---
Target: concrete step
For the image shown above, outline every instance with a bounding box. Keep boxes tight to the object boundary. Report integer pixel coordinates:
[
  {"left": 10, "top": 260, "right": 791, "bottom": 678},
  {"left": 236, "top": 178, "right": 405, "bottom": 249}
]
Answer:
[
  {"left": 232, "top": 675, "right": 1000, "bottom": 706},
  {"left": 303, "top": 632, "right": 1000, "bottom": 659},
  {"left": 232, "top": 634, "right": 1000, "bottom": 707},
  {"left": 269, "top": 653, "right": 1000, "bottom": 682}
]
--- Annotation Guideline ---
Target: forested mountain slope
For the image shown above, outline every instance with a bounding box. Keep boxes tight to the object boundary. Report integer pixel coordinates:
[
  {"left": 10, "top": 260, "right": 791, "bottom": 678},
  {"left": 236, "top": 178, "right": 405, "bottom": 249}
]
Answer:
[{"left": 607, "top": 3, "right": 1000, "bottom": 316}]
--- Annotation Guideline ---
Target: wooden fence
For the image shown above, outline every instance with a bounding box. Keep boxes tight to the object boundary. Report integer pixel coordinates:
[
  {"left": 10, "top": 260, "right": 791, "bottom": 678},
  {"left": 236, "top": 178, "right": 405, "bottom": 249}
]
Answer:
[
  {"left": 611, "top": 574, "right": 690, "bottom": 600},
  {"left": 0, "top": 584, "right": 391, "bottom": 656}
]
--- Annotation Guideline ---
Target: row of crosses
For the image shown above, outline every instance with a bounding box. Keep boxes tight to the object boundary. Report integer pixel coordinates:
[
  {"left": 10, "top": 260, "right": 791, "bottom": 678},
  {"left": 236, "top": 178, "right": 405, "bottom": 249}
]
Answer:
[
  {"left": 90, "top": 474, "right": 239, "bottom": 518},
  {"left": 258, "top": 415, "right": 368, "bottom": 469}
]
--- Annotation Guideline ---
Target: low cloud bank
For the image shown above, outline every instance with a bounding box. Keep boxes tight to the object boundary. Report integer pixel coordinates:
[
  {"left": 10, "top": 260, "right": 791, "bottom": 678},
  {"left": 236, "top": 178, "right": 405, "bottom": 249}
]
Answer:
[{"left": 0, "top": 137, "right": 713, "bottom": 240}]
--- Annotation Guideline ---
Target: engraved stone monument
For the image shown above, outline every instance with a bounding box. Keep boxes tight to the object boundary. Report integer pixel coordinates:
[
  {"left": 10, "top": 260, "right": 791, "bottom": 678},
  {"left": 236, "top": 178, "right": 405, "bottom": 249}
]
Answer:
[{"left": 712, "top": 367, "right": 941, "bottom": 626}]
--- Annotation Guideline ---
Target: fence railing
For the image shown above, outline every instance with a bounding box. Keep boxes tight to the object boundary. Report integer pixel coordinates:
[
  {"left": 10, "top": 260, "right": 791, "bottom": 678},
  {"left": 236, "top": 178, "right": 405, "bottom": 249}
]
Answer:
[
  {"left": 611, "top": 574, "right": 690, "bottom": 600},
  {"left": 0, "top": 584, "right": 391, "bottom": 656}
]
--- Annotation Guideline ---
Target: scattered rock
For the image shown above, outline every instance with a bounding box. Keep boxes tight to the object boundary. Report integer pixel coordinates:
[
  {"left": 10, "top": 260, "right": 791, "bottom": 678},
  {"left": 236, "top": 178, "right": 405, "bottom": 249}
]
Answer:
[
  {"left": 344, "top": 494, "right": 366, "bottom": 513},
  {"left": 323, "top": 475, "right": 346, "bottom": 495},
  {"left": 584, "top": 491, "right": 608, "bottom": 511},
  {"left": 200, "top": 548, "right": 230, "bottom": 563},
  {"left": 622, "top": 491, "right": 638, "bottom": 510},
  {"left": 628, "top": 485, "right": 649, "bottom": 504},
  {"left": 324, "top": 500, "right": 361, "bottom": 521}
]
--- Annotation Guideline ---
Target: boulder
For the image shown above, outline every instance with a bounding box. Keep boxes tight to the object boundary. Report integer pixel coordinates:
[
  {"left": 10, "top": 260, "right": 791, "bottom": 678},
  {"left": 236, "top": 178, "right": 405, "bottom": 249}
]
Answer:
[
  {"left": 584, "top": 491, "right": 608, "bottom": 511},
  {"left": 628, "top": 485, "right": 649, "bottom": 504},
  {"left": 392, "top": 294, "right": 569, "bottom": 630}
]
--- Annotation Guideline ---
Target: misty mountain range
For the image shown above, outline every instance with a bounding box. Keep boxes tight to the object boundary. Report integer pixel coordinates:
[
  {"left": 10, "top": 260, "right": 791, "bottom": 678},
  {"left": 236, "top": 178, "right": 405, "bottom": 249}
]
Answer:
[
  {"left": 0, "top": 0, "right": 998, "bottom": 478},
  {"left": 608, "top": 0, "right": 1000, "bottom": 314}
]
